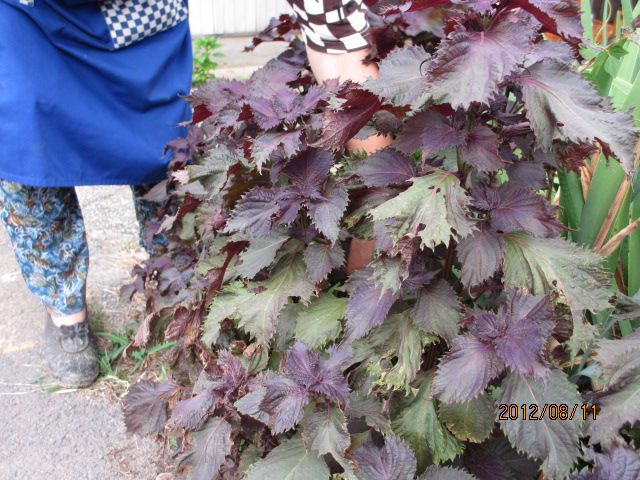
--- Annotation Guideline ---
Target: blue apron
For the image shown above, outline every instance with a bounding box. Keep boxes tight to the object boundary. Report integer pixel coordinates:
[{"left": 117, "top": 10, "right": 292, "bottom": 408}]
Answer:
[{"left": 0, "top": 0, "right": 192, "bottom": 187}]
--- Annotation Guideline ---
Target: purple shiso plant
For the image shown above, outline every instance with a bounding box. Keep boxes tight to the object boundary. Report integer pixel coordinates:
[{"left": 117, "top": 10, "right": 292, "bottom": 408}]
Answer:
[{"left": 122, "top": 1, "right": 640, "bottom": 479}]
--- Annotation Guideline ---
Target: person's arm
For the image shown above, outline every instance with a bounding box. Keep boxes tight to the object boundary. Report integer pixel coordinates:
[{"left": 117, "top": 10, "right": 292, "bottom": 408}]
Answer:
[
  {"left": 288, "top": 0, "right": 389, "bottom": 271},
  {"left": 305, "top": 47, "right": 391, "bottom": 155}
]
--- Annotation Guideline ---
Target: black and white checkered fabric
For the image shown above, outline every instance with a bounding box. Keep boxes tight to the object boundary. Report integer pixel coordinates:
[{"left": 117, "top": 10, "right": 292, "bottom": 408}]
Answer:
[
  {"left": 286, "top": 0, "right": 370, "bottom": 54},
  {"left": 100, "top": 0, "right": 188, "bottom": 49}
]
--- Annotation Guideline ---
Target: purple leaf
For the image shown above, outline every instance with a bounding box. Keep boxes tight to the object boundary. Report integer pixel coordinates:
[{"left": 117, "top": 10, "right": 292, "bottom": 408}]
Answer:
[
  {"left": 178, "top": 418, "right": 233, "bottom": 480},
  {"left": 356, "top": 149, "right": 417, "bottom": 187},
  {"left": 473, "top": 183, "right": 564, "bottom": 237},
  {"left": 345, "top": 283, "right": 398, "bottom": 341},
  {"left": 124, "top": 379, "right": 180, "bottom": 435},
  {"left": 225, "top": 187, "right": 280, "bottom": 237},
  {"left": 455, "top": 0, "right": 494, "bottom": 13},
  {"left": 459, "top": 126, "right": 507, "bottom": 172},
  {"left": 457, "top": 227, "right": 505, "bottom": 288},
  {"left": 169, "top": 388, "right": 219, "bottom": 431},
  {"left": 261, "top": 376, "right": 310, "bottom": 434},
  {"left": 506, "top": 159, "right": 547, "bottom": 190},
  {"left": 593, "top": 329, "right": 640, "bottom": 388},
  {"left": 353, "top": 435, "right": 417, "bottom": 480},
  {"left": 312, "top": 344, "right": 353, "bottom": 404},
  {"left": 284, "top": 148, "right": 333, "bottom": 199},
  {"left": 412, "top": 279, "right": 462, "bottom": 343},
  {"left": 419, "top": 465, "right": 477, "bottom": 480},
  {"left": 248, "top": 58, "right": 300, "bottom": 94},
  {"left": 432, "top": 334, "right": 505, "bottom": 403},
  {"left": 473, "top": 291, "right": 554, "bottom": 379},
  {"left": 575, "top": 446, "right": 640, "bottom": 480},
  {"left": 426, "top": 17, "right": 536, "bottom": 108},
  {"left": 312, "top": 88, "right": 383, "bottom": 149},
  {"left": 464, "top": 436, "right": 540, "bottom": 480},
  {"left": 364, "top": 45, "right": 431, "bottom": 109},
  {"left": 286, "top": 341, "right": 351, "bottom": 405},
  {"left": 518, "top": 60, "right": 639, "bottom": 174},
  {"left": 303, "top": 242, "right": 345, "bottom": 283},
  {"left": 394, "top": 110, "right": 466, "bottom": 157},
  {"left": 215, "top": 350, "right": 248, "bottom": 391},
  {"left": 307, "top": 180, "right": 348, "bottom": 243},
  {"left": 252, "top": 131, "right": 302, "bottom": 171},
  {"left": 512, "top": 0, "right": 583, "bottom": 40}
]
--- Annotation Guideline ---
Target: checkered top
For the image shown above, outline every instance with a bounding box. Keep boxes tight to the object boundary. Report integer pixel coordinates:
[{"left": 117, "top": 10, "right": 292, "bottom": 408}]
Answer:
[
  {"left": 100, "top": 0, "right": 188, "bottom": 49},
  {"left": 286, "top": 0, "right": 370, "bottom": 54}
]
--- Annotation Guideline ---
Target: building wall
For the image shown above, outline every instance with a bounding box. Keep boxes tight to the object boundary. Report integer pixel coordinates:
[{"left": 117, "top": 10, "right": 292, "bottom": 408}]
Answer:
[{"left": 189, "top": 0, "right": 293, "bottom": 36}]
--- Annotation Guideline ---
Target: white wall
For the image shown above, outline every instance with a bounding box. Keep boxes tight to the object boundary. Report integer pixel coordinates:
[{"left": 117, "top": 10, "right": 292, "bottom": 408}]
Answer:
[{"left": 189, "top": 0, "right": 293, "bottom": 36}]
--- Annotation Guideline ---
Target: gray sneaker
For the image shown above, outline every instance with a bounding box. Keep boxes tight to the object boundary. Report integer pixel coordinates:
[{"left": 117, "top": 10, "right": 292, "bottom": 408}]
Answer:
[{"left": 42, "top": 310, "right": 99, "bottom": 388}]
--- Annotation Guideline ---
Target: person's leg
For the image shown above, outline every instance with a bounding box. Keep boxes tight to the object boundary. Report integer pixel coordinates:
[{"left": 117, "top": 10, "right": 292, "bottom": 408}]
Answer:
[
  {"left": 0, "top": 179, "right": 89, "bottom": 324},
  {"left": 0, "top": 178, "right": 97, "bottom": 387},
  {"left": 131, "top": 184, "right": 169, "bottom": 257}
]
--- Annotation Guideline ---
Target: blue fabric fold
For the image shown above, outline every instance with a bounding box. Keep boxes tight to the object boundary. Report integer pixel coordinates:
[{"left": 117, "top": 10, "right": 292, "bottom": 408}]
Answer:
[{"left": 0, "top": 0, "right": 192, "bottom": 187}]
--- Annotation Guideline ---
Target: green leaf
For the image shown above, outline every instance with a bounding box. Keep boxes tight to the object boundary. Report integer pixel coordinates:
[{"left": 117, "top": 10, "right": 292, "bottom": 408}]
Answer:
[
  {"left": 519, "top": 61, "right": 639, "bottom": 174},
  {"left": 370, "top": 169, "right": 474, "bottom": 250},
  {"left": 502, "top": 233, "right": 611, "bottom": 315},
  {"left": 499, "top": 370, "right": 583, "bottom": 479},
  {"left": 392, "top": 373, "right": 464, "bottom": 472},
  {"left": 411, "top": 279, "right": 462, "bottom": 343},
  {"left": 238, "top": 255, "right": 316, "bottom": 345},
  {"left": 364, "top": 45, "right": 431, "bottom": 110},
  {"left": 294, "top": 294, "right": 347, "bottom": 349},
  {"left": 566, "top": 319, "right": 599, "bottom": 357},
  {"left": 586, "top": 332, "right": 640, "bottom": 445},
  {"left": 188, "top": 145, "right": 239, "bottom": 193},
  {"left": 373, "top": 313, "right": 426, "bottom": 392},
  {"left": 275, "top": 302, "right": 302, "bottom": 351},
  {"left": 202, "top": 282, "right": 253, "bottom": 345},
  {"left": 302, "top": 406, "right": 352, "bottom": 471},
  {"left": 437, "top": 393, "right": 495, "bottom": 443},
  {"left": 237, "top": 231, "right": 289, "bottom": 278},
  {"left": 244, "top": 437, "right": 330, "bottom": 480}
]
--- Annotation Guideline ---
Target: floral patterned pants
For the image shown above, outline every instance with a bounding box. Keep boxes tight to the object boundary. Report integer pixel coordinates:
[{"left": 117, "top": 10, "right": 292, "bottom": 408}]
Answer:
[{"left": 0, "top": 179, "right": 164, "bottom": 316}]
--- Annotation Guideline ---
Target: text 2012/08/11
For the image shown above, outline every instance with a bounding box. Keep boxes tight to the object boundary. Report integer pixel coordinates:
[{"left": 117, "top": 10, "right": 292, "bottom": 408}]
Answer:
[{"left": 498, "top": 403, "right": 598, "bottom": 421}]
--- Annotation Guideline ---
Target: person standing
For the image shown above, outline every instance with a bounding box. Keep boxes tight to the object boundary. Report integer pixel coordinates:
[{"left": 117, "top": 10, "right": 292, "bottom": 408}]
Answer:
[{"left": 0, "top": 0, "right": 192, "bottom": 387}]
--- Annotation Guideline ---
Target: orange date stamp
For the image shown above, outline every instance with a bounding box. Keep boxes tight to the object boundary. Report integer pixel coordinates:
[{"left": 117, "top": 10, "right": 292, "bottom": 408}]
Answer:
[{"left": 498, "top": 403, "right": 597, "bottom": 421}]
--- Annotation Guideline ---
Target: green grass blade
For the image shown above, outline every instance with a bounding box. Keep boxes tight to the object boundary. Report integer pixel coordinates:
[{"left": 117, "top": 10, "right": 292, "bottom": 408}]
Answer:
[
  {"left": 605, "top": 187, "right": 631, "bottom": 272},
  {"left": 581, "top": 0, "right": 595, "bottom": 43},
  {"left": 558, "top": 170, "right": 585, "bottom": 238},
  {"left": 575, "top": 156, "right": 626, "bottom": 247},
  {"left": 629, "top": 199, "right": 640, "bottom": 296}
]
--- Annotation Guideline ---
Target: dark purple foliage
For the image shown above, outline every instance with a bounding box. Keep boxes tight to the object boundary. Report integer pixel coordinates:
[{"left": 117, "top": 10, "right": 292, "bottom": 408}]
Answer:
[
  {"left": 354, "top": 436, "right": 417, "bottom": 480},
  {"left": 259, "top": 342, "right": 351, "bottom": 434},
  {"left": 356, "top": 148, "right": 417, "bottom": 187},
  {"left": 433, "top": 291, "right": 554, "bottom": 402},
  {"left": 121, "top": 1, "right": 640, "bottom": 478},
  {"left": 124, "top": 380, "right": 180, "bottom": 435}
]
